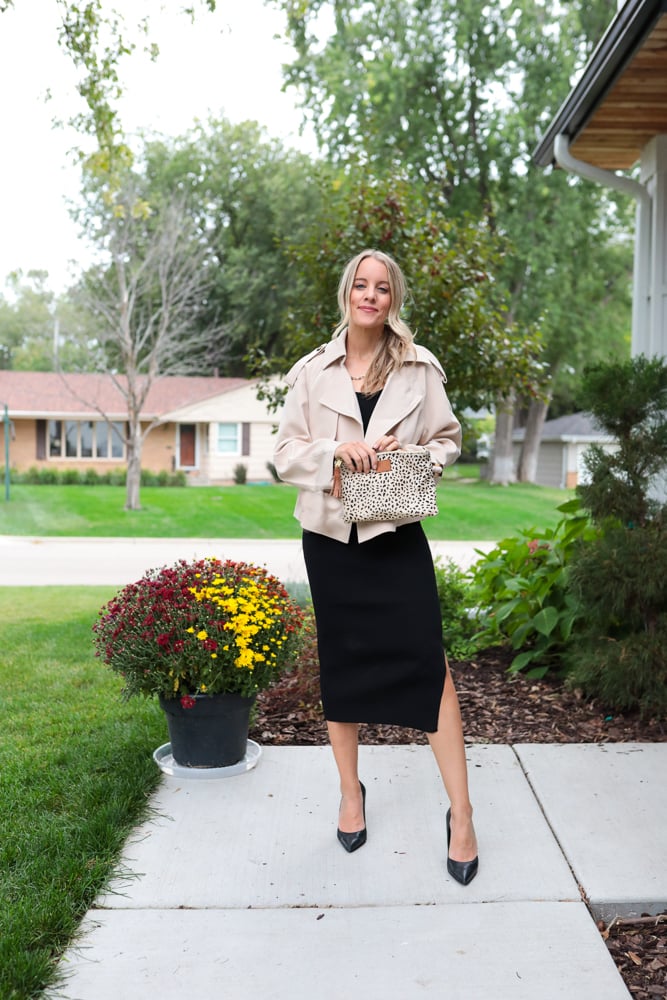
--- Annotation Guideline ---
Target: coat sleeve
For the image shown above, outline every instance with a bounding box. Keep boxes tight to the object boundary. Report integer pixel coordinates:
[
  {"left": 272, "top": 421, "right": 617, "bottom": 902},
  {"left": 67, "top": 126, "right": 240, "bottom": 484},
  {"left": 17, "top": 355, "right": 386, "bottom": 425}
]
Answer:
[
  {"left": 273, "top": 366, "right": 338, "bottom": 493},
  {"left": 416, "top": 362, "right": 462, "bottom": 470}
]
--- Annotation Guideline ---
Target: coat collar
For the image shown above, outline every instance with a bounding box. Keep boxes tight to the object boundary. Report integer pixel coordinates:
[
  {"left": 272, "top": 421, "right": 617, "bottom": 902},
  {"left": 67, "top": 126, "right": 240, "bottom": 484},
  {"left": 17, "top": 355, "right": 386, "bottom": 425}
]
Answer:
[{"left": 316, "top": 332, "right": 425, "bottom": 435}]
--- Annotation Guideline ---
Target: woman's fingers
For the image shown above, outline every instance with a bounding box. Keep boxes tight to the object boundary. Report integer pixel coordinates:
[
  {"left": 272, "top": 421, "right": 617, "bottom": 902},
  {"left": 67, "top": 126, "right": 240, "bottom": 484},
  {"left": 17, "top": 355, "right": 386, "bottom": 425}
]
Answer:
[
  {"left": 335, "top": 441, "right": 376, "bottom": 472},
  {"left": 372, "top": 435, "right": 400, "bottom": 452}
]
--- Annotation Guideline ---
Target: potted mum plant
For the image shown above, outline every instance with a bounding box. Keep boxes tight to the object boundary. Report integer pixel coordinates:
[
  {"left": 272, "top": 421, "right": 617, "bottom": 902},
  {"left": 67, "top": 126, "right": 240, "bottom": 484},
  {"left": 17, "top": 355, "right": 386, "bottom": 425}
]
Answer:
[{"left": 93, "top": 557, "right": 304, "bottom": 768}]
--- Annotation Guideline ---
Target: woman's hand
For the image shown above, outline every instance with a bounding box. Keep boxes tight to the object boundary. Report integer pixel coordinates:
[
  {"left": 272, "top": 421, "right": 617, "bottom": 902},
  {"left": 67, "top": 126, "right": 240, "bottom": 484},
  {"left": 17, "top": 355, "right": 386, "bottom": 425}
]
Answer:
[
  {"left": 372, "top": 434, "right": 400, "bottom": 453},
  {"left": 334, "top": 435, "right": 401, "bottom": 473},
  {"left": 334, "top": 441, "right": 378, "bottom": 473}
]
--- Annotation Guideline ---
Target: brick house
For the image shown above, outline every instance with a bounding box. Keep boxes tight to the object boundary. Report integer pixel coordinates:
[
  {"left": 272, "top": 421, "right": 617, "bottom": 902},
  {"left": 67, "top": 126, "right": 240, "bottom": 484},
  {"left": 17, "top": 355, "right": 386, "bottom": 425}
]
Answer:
[{"left": 0, "top": 370, "right": 282, "bottom": 484}]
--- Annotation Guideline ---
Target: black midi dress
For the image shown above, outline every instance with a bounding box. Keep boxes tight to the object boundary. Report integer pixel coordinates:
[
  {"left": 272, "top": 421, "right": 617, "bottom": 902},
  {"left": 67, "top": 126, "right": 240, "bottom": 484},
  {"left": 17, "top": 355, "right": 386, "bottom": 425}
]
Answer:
[{"left": 302, "top": 391, "right": 447, "bottom": 733}]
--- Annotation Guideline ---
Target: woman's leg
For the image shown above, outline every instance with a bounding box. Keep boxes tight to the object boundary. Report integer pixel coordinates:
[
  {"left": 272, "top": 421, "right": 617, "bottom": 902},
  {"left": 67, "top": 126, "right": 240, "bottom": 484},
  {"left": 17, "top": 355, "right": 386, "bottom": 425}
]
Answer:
[
  {"left": 327, "top": 720, "right": 365, "bottom": 832},
  {"left": 427, "top": 664, "right": 477, "bottom": 862}
]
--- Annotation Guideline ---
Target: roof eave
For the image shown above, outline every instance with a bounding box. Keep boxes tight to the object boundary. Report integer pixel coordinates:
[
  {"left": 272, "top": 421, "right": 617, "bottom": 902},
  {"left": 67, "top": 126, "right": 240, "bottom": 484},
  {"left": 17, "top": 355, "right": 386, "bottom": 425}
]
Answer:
[{"left": 533, "top": 0, "right": 667, "bottom": 168}]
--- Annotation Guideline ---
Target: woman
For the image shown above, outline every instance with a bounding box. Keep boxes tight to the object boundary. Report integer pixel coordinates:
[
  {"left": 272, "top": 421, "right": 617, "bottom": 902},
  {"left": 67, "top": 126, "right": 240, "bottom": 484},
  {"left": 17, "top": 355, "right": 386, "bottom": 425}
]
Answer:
[{"left": 273, "top": 249, "right": 478, "bottom": 885}]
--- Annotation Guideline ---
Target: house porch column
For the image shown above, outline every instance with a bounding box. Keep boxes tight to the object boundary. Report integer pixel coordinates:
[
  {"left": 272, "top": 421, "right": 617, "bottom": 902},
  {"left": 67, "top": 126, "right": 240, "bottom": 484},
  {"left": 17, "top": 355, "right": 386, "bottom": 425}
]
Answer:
[{"left": 639, "top": 135, "right": 667, "bottom": 359}]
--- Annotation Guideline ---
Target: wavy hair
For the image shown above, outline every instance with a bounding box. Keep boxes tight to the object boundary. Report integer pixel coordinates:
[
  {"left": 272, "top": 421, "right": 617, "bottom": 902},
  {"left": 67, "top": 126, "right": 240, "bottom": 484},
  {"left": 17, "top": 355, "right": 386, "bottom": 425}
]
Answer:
[{"left": 333, "top": 249, "right": 416, "bottom": 394}]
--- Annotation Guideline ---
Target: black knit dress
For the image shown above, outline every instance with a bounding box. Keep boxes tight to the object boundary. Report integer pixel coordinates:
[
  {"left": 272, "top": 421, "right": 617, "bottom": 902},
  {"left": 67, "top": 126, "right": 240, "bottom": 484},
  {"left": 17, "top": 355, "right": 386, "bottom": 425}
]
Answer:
[{"left": 302, "top": 391, "right": 447, "bottom": 733}]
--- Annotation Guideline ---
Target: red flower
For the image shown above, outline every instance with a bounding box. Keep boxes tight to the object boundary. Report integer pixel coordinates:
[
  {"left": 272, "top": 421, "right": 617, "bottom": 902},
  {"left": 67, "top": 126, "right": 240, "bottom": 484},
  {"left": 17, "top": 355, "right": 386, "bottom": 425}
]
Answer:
[{"left": 180, "top": 694, "right": 197, "bottom": 709}]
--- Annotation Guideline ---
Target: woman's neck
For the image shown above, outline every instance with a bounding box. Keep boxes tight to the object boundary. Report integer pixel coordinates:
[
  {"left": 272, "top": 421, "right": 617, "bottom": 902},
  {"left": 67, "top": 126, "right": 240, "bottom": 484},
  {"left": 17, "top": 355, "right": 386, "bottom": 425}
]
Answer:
[{"left": 345, "top": 326, "right": 383, "bottom": 361}]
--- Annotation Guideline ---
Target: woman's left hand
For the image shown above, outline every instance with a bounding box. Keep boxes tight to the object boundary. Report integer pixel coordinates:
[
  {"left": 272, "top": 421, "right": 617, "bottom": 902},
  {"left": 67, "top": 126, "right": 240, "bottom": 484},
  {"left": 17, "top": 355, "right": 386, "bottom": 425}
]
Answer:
[{"left": 373, "top": 435, "right": 400, "bottom": 452}]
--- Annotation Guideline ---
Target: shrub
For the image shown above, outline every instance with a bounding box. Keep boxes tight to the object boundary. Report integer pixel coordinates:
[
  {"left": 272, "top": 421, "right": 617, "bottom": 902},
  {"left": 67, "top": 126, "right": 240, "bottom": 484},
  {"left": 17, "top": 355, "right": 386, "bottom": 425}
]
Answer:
[
  {"left": 82, "top": 468, "right": 100, "bottom": 486},
  {"left": 61, "top": 469, "right": 82, "bottom": 485},
  {"left": 233, "top": 463, "right": 248, "bottom": 485},
  {"left": 563, "top": 355, "right": 667, "bottom": 717},
  {"left": 266, "top": 461, "right": 281, "bottom": 483},
  {"left": 468, "top": 499, "right": 596, "bottom": 677},
  {"left": 38, "top": 467, "right": 60, "bottom": 484},
  {"left": 433, "top": 557, "right": 479, "bottom": 660}
]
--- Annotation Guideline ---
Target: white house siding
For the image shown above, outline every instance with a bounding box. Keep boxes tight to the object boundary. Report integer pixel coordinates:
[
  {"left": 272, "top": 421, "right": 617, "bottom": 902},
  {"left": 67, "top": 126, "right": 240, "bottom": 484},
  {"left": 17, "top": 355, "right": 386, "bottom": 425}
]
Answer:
[{"left": 161, "top": 380, "right": 283, "bottom": 485}]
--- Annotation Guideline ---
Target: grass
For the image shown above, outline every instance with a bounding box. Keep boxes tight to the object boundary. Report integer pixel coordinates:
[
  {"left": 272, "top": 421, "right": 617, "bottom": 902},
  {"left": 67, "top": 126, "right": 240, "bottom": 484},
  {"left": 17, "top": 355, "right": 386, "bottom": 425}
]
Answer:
[
  {"left": 0, "top": 588, "right": 167, "bottom": 1000},
  {"left": 0, "top": 473, "right": 572, "bottom": 541}
]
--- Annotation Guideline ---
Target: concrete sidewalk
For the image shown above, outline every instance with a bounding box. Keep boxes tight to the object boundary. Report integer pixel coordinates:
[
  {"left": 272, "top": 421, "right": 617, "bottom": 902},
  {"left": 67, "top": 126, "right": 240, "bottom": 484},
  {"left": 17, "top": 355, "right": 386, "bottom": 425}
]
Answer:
[
  {"left": 47, "top": 742, "right": 667, "bottom": 1000},
  {"left": 1, "top": 535, "right": 496, "bottom": 586},
  {"left": 6, "top": 535, "right": 664, "bottom": 998}
]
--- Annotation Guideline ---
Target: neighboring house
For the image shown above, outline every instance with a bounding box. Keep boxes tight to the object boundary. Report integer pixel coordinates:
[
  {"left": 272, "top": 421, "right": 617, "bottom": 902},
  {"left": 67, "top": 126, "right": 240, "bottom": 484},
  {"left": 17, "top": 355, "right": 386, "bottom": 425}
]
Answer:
[
  {"left": 0, "top": 370, "right": 283, "bottom": 484},
  {"left": 512, "top": 412, "right": 615, "bottom": 489}
]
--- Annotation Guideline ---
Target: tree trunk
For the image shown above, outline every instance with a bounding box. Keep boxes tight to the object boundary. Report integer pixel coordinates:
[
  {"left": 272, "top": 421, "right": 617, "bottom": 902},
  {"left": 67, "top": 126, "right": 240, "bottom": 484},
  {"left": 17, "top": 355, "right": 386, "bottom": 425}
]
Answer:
[
  {"left": 489, "top": 392, "right": 516, "bottom": 485},
  {"left": 125, "top": 423, "right": 143, "bottom": 510},
  {"left": 517, "top": 395, "right": 551, "bottom": 483}
]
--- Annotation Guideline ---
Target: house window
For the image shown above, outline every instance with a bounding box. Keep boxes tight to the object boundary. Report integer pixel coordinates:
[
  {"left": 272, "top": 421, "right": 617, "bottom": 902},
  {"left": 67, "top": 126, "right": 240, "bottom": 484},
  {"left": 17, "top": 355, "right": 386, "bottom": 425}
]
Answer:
[
  {"left": 216, "top": 422, "right": 240, "bottom": 454},
  {"left": 47, "top": 419, "right": 125, "bottom": 460},
  {"left": 49, "top": 420, "right": 62, "bottom": 457}
]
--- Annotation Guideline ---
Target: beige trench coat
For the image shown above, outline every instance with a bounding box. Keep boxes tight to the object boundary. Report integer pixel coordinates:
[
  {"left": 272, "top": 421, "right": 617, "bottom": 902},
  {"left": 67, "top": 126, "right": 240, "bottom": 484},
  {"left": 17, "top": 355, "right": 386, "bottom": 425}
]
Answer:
[{"left": 273, "top": 331, "right": 462, "bottom": 543}]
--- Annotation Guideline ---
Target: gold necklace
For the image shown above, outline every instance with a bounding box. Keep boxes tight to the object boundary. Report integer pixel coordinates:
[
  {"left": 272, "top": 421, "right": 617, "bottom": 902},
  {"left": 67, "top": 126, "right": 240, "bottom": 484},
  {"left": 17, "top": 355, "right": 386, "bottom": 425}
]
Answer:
[{"left": 349, "top": 372, "right": 366, "bottom": 381}]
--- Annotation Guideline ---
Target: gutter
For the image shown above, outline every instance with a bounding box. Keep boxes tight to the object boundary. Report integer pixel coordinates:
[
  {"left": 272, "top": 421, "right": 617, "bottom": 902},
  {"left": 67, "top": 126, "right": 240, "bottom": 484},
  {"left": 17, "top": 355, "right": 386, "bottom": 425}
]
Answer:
[
  {"left": 533, "top": 0, "right": 667, "bottom": 167},
  {"left": 553, "top": 135, "right": 651, "bottom": 350}
]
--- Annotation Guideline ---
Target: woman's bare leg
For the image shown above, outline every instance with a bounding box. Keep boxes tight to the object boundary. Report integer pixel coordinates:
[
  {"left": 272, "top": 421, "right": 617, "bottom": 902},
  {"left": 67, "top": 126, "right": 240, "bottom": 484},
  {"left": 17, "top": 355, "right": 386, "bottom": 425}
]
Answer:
[
  {"left": 427, "top": 665, "right": 477, "bottom": 862},
  {"left": 327, "top": 720, "right": 365, "bottom": 832}
]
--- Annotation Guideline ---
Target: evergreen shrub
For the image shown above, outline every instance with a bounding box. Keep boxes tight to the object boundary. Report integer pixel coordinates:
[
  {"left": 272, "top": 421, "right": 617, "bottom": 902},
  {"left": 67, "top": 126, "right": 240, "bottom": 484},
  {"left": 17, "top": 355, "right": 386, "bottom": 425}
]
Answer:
[{"left": 564, "top": 356, "right": 667, "bottom": 717}]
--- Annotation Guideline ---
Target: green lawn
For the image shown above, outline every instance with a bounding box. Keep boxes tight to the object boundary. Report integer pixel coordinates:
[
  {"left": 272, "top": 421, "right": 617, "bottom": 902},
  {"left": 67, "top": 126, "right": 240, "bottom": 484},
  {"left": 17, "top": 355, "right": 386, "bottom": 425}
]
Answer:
[
  {"left": 0, "top": 477, "right": 573, "bottom": 541},
  {"left": 0, "top": 588, "right": 166, "bottom": 1000}
]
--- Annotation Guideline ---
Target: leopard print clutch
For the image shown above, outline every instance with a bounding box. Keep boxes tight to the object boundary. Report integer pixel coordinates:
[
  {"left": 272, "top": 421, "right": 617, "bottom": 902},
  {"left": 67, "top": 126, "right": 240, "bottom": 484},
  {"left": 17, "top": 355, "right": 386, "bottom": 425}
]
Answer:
[{"left": 333, "top": 448, "right": 439, "bottom": 523}]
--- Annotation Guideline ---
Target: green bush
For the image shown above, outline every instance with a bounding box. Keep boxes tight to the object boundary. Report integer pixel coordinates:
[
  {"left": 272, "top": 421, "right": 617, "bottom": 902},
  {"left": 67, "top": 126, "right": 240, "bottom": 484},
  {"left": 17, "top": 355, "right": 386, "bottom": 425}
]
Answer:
[
  {"left": 233, "top": 463, "right": 248, "bottom": 485},
  {"left": 37, "top": 467, "right": 60, "bottom": 485},
  {"left": 61, "top": 468, "right": 82, "bottom": 485},
  {"left": 433, "top": 557, "right": 479, "bottom": 660},
  {"left": 82, "top": 468, "right": 100, "bottom": 486},
  {"left": 563, "top": 355, "right": 667, "bottom": 717},
  {"left": 107, "top": 468, "right": 127, "bottom": 486},
  {"left": 565, "top": 522, "right": 667, "bottom": 716},
  {"left": 468, "top": 499, "right": 596, "bottom": 677}
]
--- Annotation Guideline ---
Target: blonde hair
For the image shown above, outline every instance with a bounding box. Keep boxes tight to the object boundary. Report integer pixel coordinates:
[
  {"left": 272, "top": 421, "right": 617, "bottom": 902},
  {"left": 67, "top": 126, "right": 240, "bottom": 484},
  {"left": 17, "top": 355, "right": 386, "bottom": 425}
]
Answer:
[{"left": 333, "top": 249, "right": 415, "bottom": 394}]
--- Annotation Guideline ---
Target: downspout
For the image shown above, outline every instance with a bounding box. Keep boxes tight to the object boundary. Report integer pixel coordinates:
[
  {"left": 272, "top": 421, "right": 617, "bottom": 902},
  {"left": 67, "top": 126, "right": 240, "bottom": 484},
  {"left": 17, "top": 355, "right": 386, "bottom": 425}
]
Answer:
[{"left": 554, "top": 134, "right": 651, "bottom": 354}]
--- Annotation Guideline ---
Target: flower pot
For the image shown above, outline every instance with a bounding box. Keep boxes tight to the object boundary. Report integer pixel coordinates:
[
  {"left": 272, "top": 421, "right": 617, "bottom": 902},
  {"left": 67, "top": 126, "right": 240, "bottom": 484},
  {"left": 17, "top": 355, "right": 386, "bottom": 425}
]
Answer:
[{"left": 159, "top": 692, "right": 256, "bottom": 768}]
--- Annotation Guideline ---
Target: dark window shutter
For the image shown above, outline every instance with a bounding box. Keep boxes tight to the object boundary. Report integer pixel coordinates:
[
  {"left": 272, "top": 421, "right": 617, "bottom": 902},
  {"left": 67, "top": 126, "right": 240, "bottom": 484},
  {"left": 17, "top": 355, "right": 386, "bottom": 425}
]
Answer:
[
  {"left": 241, "top": 422, "right": 250, "bottom": 456},
  {"left": 36, "top": 419, "right": 46, "bottom": 460}
]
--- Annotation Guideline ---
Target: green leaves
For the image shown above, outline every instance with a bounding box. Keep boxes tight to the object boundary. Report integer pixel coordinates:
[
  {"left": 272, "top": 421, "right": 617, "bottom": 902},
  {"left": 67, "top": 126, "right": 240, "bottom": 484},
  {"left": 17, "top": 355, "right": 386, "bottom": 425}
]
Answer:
[{"left": 469, "top": 500, "right": 597, "bottom": 677}]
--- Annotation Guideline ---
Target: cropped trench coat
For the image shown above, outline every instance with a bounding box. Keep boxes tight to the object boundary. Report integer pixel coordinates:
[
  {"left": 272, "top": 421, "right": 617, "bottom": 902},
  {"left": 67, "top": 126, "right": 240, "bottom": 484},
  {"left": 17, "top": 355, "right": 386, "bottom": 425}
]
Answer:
[{"left": 273, "top": 331, "right": 462, "bottom": 543}]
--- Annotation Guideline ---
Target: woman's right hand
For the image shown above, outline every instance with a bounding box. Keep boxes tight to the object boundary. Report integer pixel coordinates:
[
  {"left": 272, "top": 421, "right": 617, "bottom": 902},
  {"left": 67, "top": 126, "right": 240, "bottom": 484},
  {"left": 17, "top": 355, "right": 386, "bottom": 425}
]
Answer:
[{"left": 334, "top": 441, "right": 378, "bottom": 473}]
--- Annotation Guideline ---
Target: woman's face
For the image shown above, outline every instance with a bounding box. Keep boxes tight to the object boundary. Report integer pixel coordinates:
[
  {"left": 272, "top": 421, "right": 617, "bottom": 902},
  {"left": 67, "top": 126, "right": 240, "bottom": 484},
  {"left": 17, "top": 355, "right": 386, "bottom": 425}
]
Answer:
[{"left": 349, "top": 257, "right": 391, "bottom": 333}]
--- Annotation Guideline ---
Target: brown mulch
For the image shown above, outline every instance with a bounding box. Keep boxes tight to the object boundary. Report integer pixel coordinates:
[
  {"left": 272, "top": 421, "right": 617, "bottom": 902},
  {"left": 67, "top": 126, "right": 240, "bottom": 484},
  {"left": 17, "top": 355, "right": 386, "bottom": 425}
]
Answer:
[{"left": 249, "top": 642, "right": 666, "bottom": 997}]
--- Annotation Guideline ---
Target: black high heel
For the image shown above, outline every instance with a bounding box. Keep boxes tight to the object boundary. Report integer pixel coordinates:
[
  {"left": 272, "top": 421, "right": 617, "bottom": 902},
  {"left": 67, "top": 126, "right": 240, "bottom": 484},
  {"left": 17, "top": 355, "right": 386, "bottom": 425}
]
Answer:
[
  {"left": 446, "top": 807, "right": 478, "bottom": 885},
  {"left": 337, "top": 782, "right": 367, "bottom": 853}
]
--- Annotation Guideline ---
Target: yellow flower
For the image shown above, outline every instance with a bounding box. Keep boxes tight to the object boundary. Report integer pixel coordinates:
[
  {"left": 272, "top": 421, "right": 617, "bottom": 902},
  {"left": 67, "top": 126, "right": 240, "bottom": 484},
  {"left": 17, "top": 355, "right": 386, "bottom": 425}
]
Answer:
[{"left": 196, "top": 629, "right": 208, "bottom": 641}]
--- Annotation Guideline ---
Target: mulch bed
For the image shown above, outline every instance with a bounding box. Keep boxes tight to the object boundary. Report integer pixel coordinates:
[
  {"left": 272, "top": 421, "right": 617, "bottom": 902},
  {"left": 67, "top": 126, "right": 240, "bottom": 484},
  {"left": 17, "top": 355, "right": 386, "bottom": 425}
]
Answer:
[{"left": 249, "top": 642, "right": 666, "bottom": 997}]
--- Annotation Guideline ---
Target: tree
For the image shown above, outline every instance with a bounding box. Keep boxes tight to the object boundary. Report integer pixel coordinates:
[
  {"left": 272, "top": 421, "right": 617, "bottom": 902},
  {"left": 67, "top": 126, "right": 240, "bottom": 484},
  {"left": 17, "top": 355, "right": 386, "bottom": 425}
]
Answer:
[
  {"left": 140, "top": 118, "right": 322, "bottom": 375},
  {"left": 0, "top": 271, "right": 100, "bottom": 371},
  {"left": 74, "top": 178, "right": 223, "bottom": 509},
  {"left": 255, "top": 166, "right": 543, "bottom": 413},
  {"left": 273, "top": 0, "right": 633, "bottom": 481}
]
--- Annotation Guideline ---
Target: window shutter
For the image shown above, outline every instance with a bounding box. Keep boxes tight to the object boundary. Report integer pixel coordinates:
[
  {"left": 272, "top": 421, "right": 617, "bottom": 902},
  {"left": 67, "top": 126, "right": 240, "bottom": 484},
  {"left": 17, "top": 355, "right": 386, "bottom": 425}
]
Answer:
[
  {"left": 242, "top": 422, "right": 250, "bottom": 456},
  {"left": 36, "top": 419, "right": 46, "bottom": 460}
]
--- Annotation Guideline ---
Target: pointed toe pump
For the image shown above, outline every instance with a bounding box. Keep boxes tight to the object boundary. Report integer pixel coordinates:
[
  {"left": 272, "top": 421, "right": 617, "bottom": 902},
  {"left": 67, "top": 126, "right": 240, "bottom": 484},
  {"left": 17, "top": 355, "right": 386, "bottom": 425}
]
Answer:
[
  {"left": 446, "top": 807, "right": 478, "bottom": 886},
  {"left": 337, "top": 782, "right": 367, "bottom": 853}
]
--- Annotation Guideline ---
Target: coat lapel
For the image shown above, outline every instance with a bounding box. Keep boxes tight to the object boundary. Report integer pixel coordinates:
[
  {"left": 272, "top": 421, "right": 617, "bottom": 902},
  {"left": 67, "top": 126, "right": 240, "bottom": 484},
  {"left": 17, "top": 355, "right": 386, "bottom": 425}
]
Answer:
[{"left": 365, "top": 365, "right": 424, "bottom": 442}]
